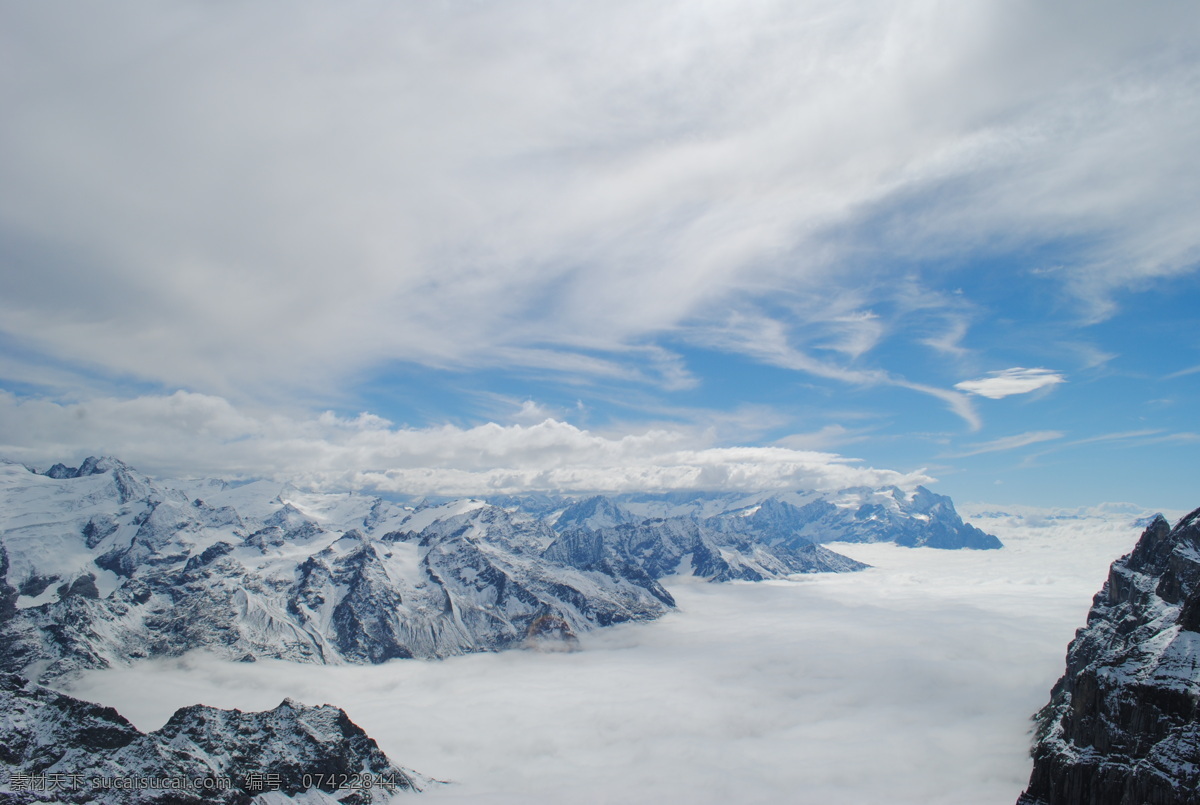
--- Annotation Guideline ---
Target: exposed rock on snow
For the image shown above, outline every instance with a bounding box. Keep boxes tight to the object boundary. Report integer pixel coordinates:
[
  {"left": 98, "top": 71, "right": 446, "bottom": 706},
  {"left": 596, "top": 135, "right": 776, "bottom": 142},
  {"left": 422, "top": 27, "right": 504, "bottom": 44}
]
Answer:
[
  {"left": 1018, "top": 509, "right": 1200, "bottom": 805},
  {"left": 0, "top": 672, "right": 430, "bottom": 803}
]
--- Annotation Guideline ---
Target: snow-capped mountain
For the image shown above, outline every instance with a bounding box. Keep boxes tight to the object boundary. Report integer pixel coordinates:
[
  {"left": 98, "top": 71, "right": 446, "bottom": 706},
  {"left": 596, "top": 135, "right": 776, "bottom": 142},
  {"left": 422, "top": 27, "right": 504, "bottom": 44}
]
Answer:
[
  {"left": 539, "top": 486, "right": 1001, "bottom": 552},
  {"left": 0, "top": 459, "right": 672, "bottom": 682},
  {"left": 546, "top": 500, "right": 867, "bottom": 582},
  {"left": 0, "top": 672, "right": 430, "bottom": 803},
  {"left": 626, "top": 486, "right": 998, "bottom": 549},
  {"left": 0, "top": 457, "right": 995, "bottom": 683},
  {"left": 1017, "top": 509, "right": 1200, "bottom": 805},
  {"left": 534, "top": 488, "right": 997, "bottom": 582}
]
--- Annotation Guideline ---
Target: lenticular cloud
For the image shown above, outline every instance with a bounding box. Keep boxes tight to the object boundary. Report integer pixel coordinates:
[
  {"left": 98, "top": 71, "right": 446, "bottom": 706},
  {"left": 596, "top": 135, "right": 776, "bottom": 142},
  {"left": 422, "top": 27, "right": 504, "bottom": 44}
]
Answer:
[{"left": 954, "top": 368, "right": 1066, "bottom": 399}]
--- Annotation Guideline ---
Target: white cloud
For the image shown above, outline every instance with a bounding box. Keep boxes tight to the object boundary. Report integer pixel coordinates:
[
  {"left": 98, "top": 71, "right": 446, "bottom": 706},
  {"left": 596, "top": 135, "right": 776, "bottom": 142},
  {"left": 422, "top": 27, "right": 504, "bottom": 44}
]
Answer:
[
  {"left": 919, "top": 315, "right": 972, "bottom": 361},
  {"left": 1018, "top": 428, "right": 1200, "bottom": 467},
  {"left": 690, "top": 309, "right": 982, "bottom": 429},
  {"left": 945, "top": 430, "right": 1065, "bottom": 457},
  {"left": 1165, "top": 364, "right": 1200, "bottom": 380},
  {"left": 817, "top": 310, "right": 885, "bottom": 359},
  {"left": 954, "top": 368, "right": 1066, "bottom": 399},
  {"left": 0, "top": 390, "right": 930, "bottom": 495},
  {"left": 774, "top": 423, "right": 874, "bottom": 451},
  {"left": 0, "top": 1, "right": 1196, "bottom": 404}
]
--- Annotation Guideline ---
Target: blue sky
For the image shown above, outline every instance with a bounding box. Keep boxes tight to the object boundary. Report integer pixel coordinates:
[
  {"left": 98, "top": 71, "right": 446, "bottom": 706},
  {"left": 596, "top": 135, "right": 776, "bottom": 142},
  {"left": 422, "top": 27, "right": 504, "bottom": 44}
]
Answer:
[{"left": 1, "top": 1, "right": 1198, "bottom": 509}]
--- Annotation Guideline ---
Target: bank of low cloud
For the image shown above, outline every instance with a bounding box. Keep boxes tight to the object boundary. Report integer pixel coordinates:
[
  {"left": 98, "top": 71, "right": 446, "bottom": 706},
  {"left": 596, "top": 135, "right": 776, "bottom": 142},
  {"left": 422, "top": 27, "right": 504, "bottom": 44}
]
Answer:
[{"left": 0, "top": 390, "right": 929, "bottom": 495}]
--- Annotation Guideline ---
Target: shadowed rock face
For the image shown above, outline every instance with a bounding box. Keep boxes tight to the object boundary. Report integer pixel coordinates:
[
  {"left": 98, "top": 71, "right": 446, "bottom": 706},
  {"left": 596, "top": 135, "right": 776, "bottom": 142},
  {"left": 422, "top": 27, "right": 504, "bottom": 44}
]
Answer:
[
  {"left": 1018, "top": 510, "right": 1200, "bottom": 805},
  {"left": 0, "top": 672, "right": 431, "bottom": 803}
]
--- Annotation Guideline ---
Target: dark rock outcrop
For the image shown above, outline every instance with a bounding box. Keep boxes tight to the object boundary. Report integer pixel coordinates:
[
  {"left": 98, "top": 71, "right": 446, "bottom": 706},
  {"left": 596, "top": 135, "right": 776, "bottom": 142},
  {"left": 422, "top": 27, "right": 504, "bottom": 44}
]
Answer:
[
  {"left": 0, "top": 672, "right": 430, "bottom": 803},
  {"left": 1017, "top": 510, "right": 1200, "bottom": 805},
  {"left": 0, "top": 543, "right": 18, "bottom": 624}
]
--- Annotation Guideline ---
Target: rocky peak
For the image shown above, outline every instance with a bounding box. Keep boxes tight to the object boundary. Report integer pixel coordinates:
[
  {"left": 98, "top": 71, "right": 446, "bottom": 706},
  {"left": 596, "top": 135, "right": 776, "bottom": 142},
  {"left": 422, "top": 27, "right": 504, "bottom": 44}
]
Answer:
[
  {"left": 907, "top": 485, "right": 948, "bottom": 513},
  {"left": 42, "top": 463, "right": 78, "bottom": 480},
  {"left": 0, "top": 673, "right": 433, "bottom": 802},
  {"left": 1017, "top": 508, "right": 1200, "bottom": 805},
  {"left": 42, "top": 455, "right": 132, "bottom": 479}
]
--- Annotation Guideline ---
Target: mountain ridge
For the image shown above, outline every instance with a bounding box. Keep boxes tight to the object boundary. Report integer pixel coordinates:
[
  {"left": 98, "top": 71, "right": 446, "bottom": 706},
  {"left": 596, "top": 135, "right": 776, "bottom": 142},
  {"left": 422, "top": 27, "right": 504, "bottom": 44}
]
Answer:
[
  {"left": 0, "top": 671, "right": 431, "bottom": 803},
  {"left": 0, "top": 456, "right": 996, "bottom": 684}
]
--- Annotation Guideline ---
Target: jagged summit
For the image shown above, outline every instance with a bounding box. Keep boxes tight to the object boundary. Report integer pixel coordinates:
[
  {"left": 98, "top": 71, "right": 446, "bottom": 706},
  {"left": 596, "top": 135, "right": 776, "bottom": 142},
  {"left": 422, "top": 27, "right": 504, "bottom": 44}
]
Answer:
[
  {"left": 39, "top": 455, "right": 130, "bottom": 479},
  {"left": 1017, "top": 509, "right": 1200, "bottom": 805}
]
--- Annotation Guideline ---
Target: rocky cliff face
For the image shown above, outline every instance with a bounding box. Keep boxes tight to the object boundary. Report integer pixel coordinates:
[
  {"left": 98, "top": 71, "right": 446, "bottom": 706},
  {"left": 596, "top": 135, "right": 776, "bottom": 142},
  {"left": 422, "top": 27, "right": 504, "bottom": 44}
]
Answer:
[
  {"left": 0, "top": 672, "right": 430, "bottom": 803},
  {"left": 1018, "top": 510, "right": 1200, "bottom": 805}
]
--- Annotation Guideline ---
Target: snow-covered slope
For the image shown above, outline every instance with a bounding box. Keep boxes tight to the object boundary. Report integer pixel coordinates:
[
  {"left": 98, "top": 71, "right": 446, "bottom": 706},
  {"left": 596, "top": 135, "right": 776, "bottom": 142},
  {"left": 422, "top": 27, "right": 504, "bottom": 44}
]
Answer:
[
  {"left": 535, "top": 488, "right": 997, "bottom": 584},
  {"left": 0, "top": 672, "right": 430, "bottom": 803},
  {"left": 1017, "top": 509, "right": 1200, "bottom": 805},
  {"left": 0, "top": 459, "right": 672, "bottom": 682},
  {"left": 537, "top": 487, "right": 1001, "bottom": 551},
  {"left": 546, "top": 506, "right": 867, "bottom": 582}
]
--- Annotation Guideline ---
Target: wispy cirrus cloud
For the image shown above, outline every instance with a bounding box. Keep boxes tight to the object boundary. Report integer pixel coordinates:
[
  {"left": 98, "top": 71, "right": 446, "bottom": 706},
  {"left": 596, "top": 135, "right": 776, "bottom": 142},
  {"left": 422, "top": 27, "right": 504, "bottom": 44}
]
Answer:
[
  {"left": 1016, "top": 428, "right": 1200, "bottom": 468},
  {"left": 0, "top": 1, "right": 1196, "bottom": 406},
  {"left": 943, "top": 430, "right": 1065, "bottom": 458},
  {"left": 1164, "top": 364, "right": 1200, "bottom": 381},
  {"left": 688, "top": 309, "right": 982, "bottom": 429},
  {"left": 2, "top": 1, "right": 1199, "bottom": 510},
  {"left": 955, "top": 368, "right": 1066, "bottom": 399},
  {"left": 774, "top": 423, "right": 877, "bottom": 451}
]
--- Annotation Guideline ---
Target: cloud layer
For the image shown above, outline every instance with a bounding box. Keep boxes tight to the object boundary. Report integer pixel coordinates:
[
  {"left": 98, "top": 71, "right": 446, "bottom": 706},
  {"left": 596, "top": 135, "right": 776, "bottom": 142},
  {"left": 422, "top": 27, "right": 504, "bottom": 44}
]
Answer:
[
  {"left": 0, "top": 390, "right": 928, "bottom": 495},
  {"left": 3, "top": 2, "right": 1199, "bottom": 510},
  {"left": 1, "top": 1, "right": 1197, "bottom": 402}
]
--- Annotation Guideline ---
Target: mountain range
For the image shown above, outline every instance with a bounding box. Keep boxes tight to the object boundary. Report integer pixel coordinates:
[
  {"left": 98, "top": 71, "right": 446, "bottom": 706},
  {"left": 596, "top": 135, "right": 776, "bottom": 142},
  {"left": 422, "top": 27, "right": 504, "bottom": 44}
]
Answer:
[{"left": 0, "top": 456, "right": 998, "bottom": 683}]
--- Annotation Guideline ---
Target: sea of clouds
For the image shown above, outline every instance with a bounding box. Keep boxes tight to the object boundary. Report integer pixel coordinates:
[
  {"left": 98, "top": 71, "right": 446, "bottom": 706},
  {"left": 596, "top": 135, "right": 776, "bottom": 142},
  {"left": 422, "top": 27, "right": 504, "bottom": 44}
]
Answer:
[{"left": 67, "top": 504, "right": 1173, "bottom": 804}]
